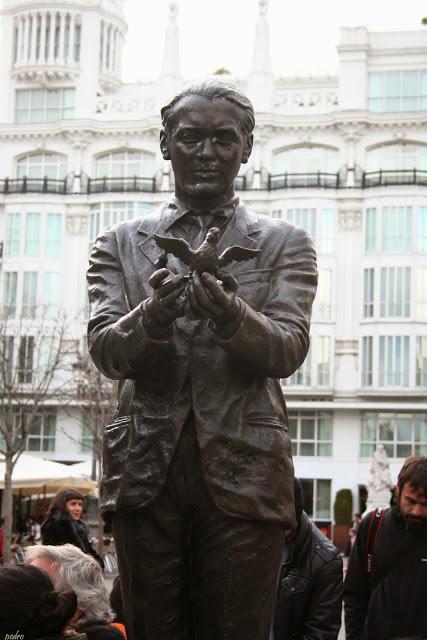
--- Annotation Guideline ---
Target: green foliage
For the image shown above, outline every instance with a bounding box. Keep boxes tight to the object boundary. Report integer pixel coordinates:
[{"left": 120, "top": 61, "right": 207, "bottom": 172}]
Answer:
[
  {"left": 334, "top": 489, "right": 353, "bottom": 525},
  {"left": 213, "top": 67, "right": 231, "bottom": 75}
]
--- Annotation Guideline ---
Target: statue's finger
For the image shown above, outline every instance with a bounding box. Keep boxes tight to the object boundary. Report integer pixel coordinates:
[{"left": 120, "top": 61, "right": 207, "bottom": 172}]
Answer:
[
  {"left": 149, "top": 268, "right": 172, "bottom": 288},
  {"left": 200, "top": 272, "right": 229, "bottom": 305}
]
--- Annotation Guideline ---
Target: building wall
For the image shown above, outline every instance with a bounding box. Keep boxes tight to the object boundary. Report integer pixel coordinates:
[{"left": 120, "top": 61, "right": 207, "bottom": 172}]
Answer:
[{"left": 0, "top": 1, "right": 426, "bottom": 523}]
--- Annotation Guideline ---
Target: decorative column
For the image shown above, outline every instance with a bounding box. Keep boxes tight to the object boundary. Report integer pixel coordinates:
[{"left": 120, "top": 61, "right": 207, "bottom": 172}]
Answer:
[
  {"left": 39, "top": 12, "right": 47, "bottom": 64},
  {"left": 113, "top": 28, "right": 118, "bottom": 73},
  {"left": 58, "top": 12, "right": 66, "bottom": 64},
  {"left": 107, "top": 25, "right": 114, "bottom": 72},
  {"left": 68, "top": 13, "right": 76, "bottom": 63},
  {"left": 48, "top": 12, "right": 56, "bottom": 64},
  {"left": 334, "top": 197, "right": 364, "bottom": 396},
  {"left": 30, "top": 13, "right": 38, "bottom": 64},
  {"left": 248, "top": 0, "right": 274, "bottom": 111},
  {"left": 23, "top": 15, "right": 30, "bottom": 63},
  {"left": 102, "top": 21, "right": 108, "bottom": 73},
  {"left": 16, "top": 17, "right": 24, "bottom": 65}
]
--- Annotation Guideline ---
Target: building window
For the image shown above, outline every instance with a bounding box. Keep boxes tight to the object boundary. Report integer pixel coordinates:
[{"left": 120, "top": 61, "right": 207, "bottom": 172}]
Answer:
[
  {"left": 46, "top": 213, "right": 62, "bottom": 257},
  {"left": 289, "top": 412, "right": 333, "bottom": 457},
  {"left": 89, "top": 202, "right": 152, "bottom": 242},
  {"left": 285, "top": 208, "right": 336, "bottom": 254},
  {"left": 5, "top": 213, "right": 21, "bottom": 257},
  {"left": 272, "top": 146, "right": 339, "bottom": 174},
  {"left": 3, "top": 272, "right": 18, "bottom": 318},
  {"left": 361, "top": 413, "right": 427, "bottom": 458},
  {"left": 300, "top": 478, "right": 332, "bottom": 520},
  {"left": 81, "top": 418, "right": 93, "bottom": 454},
  {"left": 418, "top": 207, "right": 427, "bottom": 253},
  {"left": 381, "top": 206, "right": 412, "bottom": 252},
  {"left": 95, "top": 150, "right": 156, "bottom": 179},
  {"left": 271, "top": 210, "right": 282, "bottom": 219},
  {"left": 365, "top": 208, "right": 377, "bottom": 253},
  {"left": 380, "top": 267, "right": 411, "bottom": 317},
  {"left": 366, "top": 143, "right": 427, "bottom": 172},
  {"left": 416, "top": 337, "right": 427, "bottom": 387},
  {"left": 17, "top": 153, "right": 67, "bottom": 180},
  {"left": 361, "top": 336, "right": 373, "bottom": 387},
  {"left": 18, "top": 336, "right": 34, "bottom": 384},
  {"left": 2, "top": 336, "right": 14, "bottom": 384},
  {"left": 313, "top": 269, "right": 332, "bottom": 321},
  {"left": 379, "top": 335, "right": 410, "bottom": 387},
  {"left": 27, "top": 414, "right": 56, "bottom": 452},
  {"left": 286, "top": 346, "right": 312, "bottom": 386},
  {"left": 24, "top": 213, "right": 41, "bottom": 257},
  {"left": 416, "top": 268, "right": 427, "bottom": 320},
  {"left": 15, "top": 89, "right": 75, "bottom": 123},
  {"left": 22, "top": 272, "right": 38, "bottom": 319},
  {"left": 368, "top": 70, "right": 427, "bottom": 112},
  {"left": 42, "top": 272, "right": 60, "bottom": 318},
  {"left": 363, "top": 268, "right": 374, "bottom": 318},
  {"left": 317, "top": 336, "right": 331, "bottom": 386}
]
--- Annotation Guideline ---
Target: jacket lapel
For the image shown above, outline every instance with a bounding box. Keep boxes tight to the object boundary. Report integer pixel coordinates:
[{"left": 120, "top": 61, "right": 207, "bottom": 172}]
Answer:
[
  {"left": 218, "top": 205, "right": 261, "bottom": 254},
  {"left": 136, "top": 204, "right": 189, "bottom": 275}
]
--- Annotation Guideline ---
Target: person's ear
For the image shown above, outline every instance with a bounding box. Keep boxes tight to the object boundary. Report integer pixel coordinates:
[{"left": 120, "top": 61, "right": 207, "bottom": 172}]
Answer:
[
  {"left": 241, "top": 133, "right": 253, "bottom": 164},
  {"left": 160, "top": 129, "right": 170, "bottom": 161}
]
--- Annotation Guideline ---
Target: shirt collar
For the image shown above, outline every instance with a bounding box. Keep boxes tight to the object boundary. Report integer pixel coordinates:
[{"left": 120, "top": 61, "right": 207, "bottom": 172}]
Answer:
[{"left": 163, "top": 194, "right": 240, "bottom": 231}]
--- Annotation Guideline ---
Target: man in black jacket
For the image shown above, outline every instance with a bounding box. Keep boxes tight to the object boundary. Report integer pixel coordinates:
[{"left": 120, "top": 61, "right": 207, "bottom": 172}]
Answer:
[
  {"left": 344, "top": 456, "right": 427, "bottom": 640},
  {"left": 273, "top": 479, "right": 343, "bottom": 640}
]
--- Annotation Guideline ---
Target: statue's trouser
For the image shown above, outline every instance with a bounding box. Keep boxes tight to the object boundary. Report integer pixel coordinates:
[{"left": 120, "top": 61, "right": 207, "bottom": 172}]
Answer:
[{"left": 113, "top": 414, "right": 284, "bottom": 640}]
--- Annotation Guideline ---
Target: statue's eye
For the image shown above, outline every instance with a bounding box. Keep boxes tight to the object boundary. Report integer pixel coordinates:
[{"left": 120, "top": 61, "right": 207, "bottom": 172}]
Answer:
[{"left": 181, "top": 130, "right": 201, "bottom": 143}]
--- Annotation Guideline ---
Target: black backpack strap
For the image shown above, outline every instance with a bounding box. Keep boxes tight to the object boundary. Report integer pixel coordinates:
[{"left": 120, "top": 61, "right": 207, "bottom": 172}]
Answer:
[{"left": 365, "top": 507, "right": 386, "bottom": 576}]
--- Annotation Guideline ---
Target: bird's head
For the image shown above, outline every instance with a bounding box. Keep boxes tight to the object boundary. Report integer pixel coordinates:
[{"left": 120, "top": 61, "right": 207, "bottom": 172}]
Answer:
[{"left": 206, "top": 227, "right": 220, "bottom": 243}]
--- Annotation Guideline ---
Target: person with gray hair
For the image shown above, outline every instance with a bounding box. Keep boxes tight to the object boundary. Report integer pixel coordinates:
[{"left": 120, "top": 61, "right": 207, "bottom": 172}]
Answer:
[{"left": 25, "top": 544, "right": 123, "bottom": 640}]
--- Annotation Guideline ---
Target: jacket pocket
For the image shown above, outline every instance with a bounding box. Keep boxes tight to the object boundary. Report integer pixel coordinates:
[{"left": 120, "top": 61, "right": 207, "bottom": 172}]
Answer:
[
  {"left": 100, "top": 416, "right": 131, "bottom": 511},
  {"left": 281, "top": 573, "right": 310, "bottom": 595}
]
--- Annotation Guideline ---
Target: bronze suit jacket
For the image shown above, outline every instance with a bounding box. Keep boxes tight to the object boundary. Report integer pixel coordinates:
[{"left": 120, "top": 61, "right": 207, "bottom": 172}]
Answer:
[{"left": 87, "top": 203, "right": 318, "bottom": 527}]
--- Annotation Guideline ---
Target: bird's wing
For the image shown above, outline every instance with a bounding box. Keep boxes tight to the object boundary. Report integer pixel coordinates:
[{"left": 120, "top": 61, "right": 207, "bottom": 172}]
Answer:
[
  {"left": 153, "top": 234, "right": 195, "bottom": 268},
  {"left": 218, "top": 246, "right": 262, "bottom": 268}
]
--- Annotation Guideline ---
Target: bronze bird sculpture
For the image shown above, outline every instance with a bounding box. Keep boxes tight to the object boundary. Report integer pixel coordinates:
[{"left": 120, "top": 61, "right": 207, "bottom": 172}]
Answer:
[{"left": 153, "top": 227, "right": 262, "bottom": 276}]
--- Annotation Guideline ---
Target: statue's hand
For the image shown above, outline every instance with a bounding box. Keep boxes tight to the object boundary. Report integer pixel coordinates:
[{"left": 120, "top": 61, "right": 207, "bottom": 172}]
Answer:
[
  {"left": 143, "top": 268, "right": 186, "bottom": 337},
  {"left": 185, "top": 271, "right": 241, "bottom": 328}
]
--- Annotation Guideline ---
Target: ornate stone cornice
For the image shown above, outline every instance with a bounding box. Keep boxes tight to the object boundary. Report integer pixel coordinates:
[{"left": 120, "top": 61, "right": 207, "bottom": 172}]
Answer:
[{"left": 337, "top": 197, "right": 363, "bottom": 231}]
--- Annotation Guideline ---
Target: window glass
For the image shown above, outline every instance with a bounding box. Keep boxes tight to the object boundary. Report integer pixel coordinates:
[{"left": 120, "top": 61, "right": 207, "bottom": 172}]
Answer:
[
  {"left": 416, "top": 268, "right": 427, "bottom": 321},
  {"left": 89, "top": 202, "right": 153, "bottom": 242},
  {"left": 363, "top": 268, "right": 374, "bottom": 318},
  {"left": 43, "top": 272, "right": 60, "bottom": 318},
  {"left": 416, "top": 337, "right": 427, "bottom": 387},
  {"left": 368, "top": 70, "right": 427, "bottom": 112},
  {"left": 378, "top": 336, "right": 410, "bottom": 387},
  {"left": 417, "top": 207, "right": 427, "bottom": 252},
  {"left": 22, "top": 272, "right": 38, "bottom": 319},
  {"left": 18, "top": 336, "right": 34, "bottom": 384},
  {"left": 365, "top": 208, "right": 376, "bottom": 252},
  {"left": 361, "top": 336, "right": 373, "bottom": 387},
  {"left": 95, "top": 150, "right": 156, "bottom": 179},
  {"left": 24, "top": 213, "right": 41, "bottom": 256},
  {"left": 316, "top": 480, "right": 332, "bottom": 520},
  {"left": 318, "top": 209, "right": 336, "bottom": 254},
  {"left": 46, "top": 213, "right": 62, "bottom": 256},
  {"left": 288, "top": 412, "right": 333, "bottom": 457},
  {"left": 361, "top": 413, "right": 427, "bottom": 458},
  {"left": 3, "top": 272, "right": 18, "bottom": 318},
  {"left": 15, "top": 89, "right": 75, "bottom": 123},
  {"left": 285, "top": 345, "right": 312, "bottom": 386},
  {"left": 313, "top": 269, "right": 332, "bottom": 321},
  {"left": 317, "top": 336, "right": 331, "bottom": 386},
  {"left": 272, "top": 147, "right": 339, "bottom": 174},
  {"left": 17, "top": 153, "right": 67, "bottom": 180},
  {"left": 381, "top": 206, "right": 412, "bottom": 252},
  {"left": 5, "top": 213, "right": 21, "bottom": 256},
  {"left": 380, "top": 267, "right": 411, "bottom": 317}
]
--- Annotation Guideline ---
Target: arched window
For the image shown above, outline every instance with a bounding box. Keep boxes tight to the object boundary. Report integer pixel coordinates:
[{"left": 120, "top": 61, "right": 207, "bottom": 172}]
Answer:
[
  {"left": 16, "top": 152, "right": 68, "bottom": 179},
  {"left": 366, "top": 143, "right": 427, "bottom": 172},
  {"left": 272, "top": 146, "right": 339, "bottom": 174},
  {"left": 95, "top": 150, "right": 156, "bottom": 178}
]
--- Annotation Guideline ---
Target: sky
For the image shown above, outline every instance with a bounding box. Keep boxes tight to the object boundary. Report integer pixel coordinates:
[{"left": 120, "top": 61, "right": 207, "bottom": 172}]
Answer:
[{"left": 121, "top": 0, "right": 427, "bottom": 83}]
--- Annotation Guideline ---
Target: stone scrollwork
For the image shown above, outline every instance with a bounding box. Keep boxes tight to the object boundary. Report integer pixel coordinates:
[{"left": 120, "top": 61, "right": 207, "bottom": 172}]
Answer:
[
  {"left": 338, "top": 208, "right": 362, "bottom": 231},
  {"left": 66, "top": 213, "right": 88, "bottom": 236}
]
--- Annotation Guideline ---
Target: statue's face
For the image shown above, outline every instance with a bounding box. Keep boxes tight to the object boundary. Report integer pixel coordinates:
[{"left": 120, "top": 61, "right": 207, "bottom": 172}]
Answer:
[{"left": 160, "top": 95, "right": 252, "bottom": 206}]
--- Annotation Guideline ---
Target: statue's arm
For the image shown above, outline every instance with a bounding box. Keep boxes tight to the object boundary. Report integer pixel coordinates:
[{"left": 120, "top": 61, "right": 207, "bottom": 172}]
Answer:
[
  {"left": 86, "top": 228, "right": 174, "bottom": 380},
  {"left": 214, "top": 225, "right": 318, "bottom": 379}
]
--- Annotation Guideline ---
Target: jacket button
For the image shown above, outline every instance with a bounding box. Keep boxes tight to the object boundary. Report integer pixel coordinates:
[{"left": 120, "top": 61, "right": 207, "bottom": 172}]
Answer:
[
  {"left": 290, "top": 586, "right": 295, "bottom": 592},
  {"left": 316, "top": 545, "right": 321, "bottom": 550}
]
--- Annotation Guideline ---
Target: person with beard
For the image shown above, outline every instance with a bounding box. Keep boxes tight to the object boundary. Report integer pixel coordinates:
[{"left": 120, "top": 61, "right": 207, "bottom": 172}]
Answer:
[{"left": 344, "top": 456, "right": 427, "bottom": 640}]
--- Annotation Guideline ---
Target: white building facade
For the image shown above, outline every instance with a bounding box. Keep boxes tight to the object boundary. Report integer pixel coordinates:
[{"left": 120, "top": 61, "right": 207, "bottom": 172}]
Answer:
[{"left": 0, "top": 0, "right": 426, "bottom": 525}]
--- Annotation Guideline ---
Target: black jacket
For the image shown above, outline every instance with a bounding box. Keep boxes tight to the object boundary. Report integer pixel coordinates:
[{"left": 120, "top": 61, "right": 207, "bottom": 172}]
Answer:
[
  {"left": 274, "top": 512, "right": 343, "bottom": 640},
  {"left": 41, "top": 512, "right": 103, "bottom": 567},
  {"left": 344, "top": 506, "right": 427, "bottom": 640}
]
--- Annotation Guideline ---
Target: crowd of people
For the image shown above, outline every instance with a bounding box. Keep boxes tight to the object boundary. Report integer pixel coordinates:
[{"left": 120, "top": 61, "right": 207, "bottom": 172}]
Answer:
[{"left": 0, "top": 456, "right": 426, "bottom": 639}]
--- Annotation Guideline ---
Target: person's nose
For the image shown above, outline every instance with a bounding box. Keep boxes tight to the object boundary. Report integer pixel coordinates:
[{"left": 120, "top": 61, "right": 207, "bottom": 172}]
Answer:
[
  {"left": 410, "top": 503, "right": 422, "bottom": 517},
  {"left": 198, "top": 137, "right": 215, "bottom": 158}
]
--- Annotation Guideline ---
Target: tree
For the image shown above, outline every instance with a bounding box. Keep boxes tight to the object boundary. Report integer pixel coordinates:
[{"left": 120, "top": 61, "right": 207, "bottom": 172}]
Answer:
[
  {"left": 71, "top": 351, "right": 117, "bottom": 555},
  {"left": 334, "top": 488, "right": 353, "bottom": 525},
  {"left": 0, "top": 310, "right": 73, "bottom": 563}
]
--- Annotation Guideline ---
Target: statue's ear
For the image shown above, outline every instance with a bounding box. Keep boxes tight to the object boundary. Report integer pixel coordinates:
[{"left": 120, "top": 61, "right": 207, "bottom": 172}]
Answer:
[
  {"left": 241, "top": 133, "right": 253, "bottom": 164},
  {"left": 160, "top": 129, "right": 170, "bottom": 160}
]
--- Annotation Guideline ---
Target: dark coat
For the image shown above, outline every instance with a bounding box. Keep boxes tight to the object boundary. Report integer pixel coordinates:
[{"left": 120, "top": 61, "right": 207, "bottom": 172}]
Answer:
[
  {"left": 81, "top": 624, "right": 124, "bottom": 640},
  {"left": 344, "top": 506, "right": 427, "bottom": 640},
  {"left": 41, "top": 512, "right": 103, "bottom": 567},
  {"left": 274, "top": 512, "right": 343, "bottom": 640},
  {"left": 87, "top": 203, "right": 317, "bottom": 525}
]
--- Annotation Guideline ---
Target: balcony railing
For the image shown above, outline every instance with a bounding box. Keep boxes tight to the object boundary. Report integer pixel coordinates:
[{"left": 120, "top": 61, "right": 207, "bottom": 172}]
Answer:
[
  {"left": 1, "top": 169, "right": 426, "bottom": 196},
  {"left": 86, "top": 176, "right": 156, "bottom": 194},
  {"left": 268, "top": 172, "right": 340, "bottom": 189},
  {"left": 0, "top": 177, "right": 67, "bottom": 194},
  {"left": 362, "top": 169, "right": 427, "bottom": 188}
]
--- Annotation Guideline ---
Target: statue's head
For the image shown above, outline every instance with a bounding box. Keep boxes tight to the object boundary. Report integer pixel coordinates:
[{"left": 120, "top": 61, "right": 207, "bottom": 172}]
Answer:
[
  {"left": 160, "top": 79, "right": 254, "bottom": 207},
  {"left": 206, "top": 227, "right": 220, "bottom": 243}
]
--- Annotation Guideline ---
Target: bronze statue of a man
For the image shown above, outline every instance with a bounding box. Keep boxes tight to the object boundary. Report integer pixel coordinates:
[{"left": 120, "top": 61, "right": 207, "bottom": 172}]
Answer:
[{"left": 87, "top": 80, "right": 317, "bottom": 640}]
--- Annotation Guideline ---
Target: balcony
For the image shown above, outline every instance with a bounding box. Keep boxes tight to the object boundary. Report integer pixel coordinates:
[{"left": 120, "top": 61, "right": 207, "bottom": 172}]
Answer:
[
  {"left": 1, "top": 168, "right": 426, "bottom": 196},
  {"left": 362, "top": 169, "right": 427, "bottom": 188}
]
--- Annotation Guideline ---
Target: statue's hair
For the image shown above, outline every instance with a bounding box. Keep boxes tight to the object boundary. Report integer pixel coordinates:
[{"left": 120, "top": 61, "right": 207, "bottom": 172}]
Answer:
[
  {"left": 25, "top": 544, "right": 111, "bottom": 629},
  {"left": 161, "top": 78, "right": 255, "bottom": 138}
]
